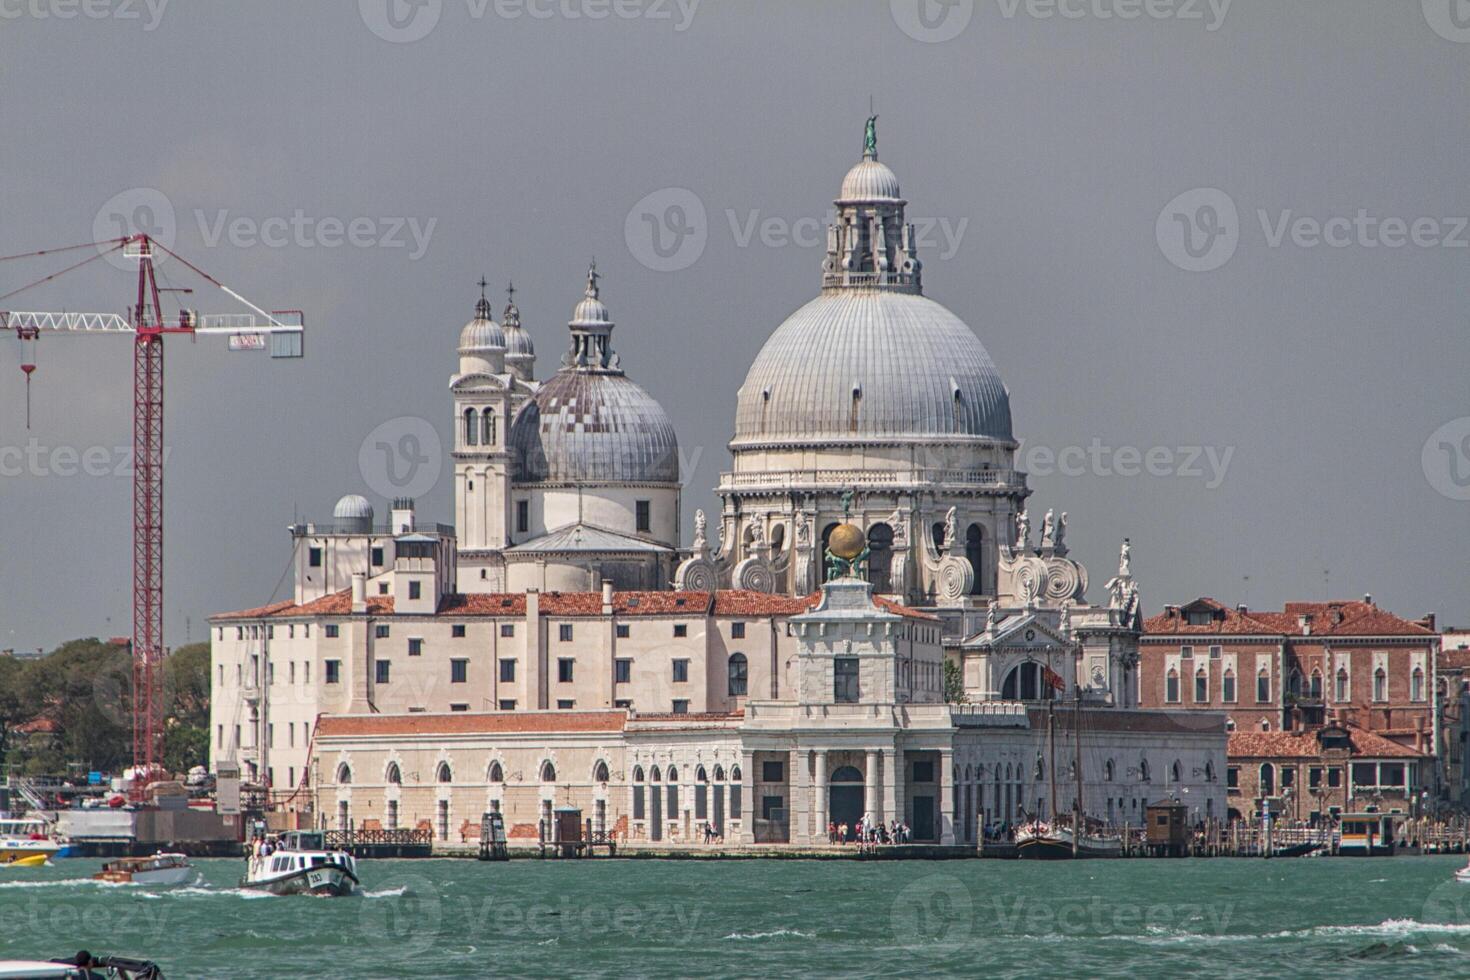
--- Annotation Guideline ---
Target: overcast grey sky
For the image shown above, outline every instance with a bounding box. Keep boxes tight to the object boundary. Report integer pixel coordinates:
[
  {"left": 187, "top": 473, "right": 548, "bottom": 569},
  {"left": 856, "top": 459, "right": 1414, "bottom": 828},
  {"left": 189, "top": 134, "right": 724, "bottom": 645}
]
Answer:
[{"left": 2, "top": 0, "right": 1467, "bottom": 652}]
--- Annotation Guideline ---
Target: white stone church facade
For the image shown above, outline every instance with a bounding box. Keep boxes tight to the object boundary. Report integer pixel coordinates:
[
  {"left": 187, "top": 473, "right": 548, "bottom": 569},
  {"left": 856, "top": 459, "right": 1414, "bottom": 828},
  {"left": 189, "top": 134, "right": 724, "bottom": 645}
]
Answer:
[{"left": 209, "top": 121, "right": 1226, "bottom": 845}]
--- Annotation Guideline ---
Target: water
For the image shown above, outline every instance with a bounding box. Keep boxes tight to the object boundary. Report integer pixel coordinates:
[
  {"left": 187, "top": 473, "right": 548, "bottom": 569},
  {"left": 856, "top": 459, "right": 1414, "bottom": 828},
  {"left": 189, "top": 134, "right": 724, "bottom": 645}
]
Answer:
[{"left": 3, "top": 855, "right": 1470, "bottom": 978}]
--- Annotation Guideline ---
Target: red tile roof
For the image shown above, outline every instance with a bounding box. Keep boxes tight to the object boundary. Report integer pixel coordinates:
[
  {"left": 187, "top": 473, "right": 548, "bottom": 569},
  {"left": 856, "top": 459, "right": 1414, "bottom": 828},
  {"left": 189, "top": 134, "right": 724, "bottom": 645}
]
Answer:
[
  {"left": 316, "top": 711, "right": 627, "bottom": 738},
  {"left": 216, "top": 588, "right": 936, "bottom": 622},
  {"left": 1228, "top": 725, "right": 1425, "bottom": 760},
  {"left": 1145, "top": 597, "right": 1433, "bottom": 638}
]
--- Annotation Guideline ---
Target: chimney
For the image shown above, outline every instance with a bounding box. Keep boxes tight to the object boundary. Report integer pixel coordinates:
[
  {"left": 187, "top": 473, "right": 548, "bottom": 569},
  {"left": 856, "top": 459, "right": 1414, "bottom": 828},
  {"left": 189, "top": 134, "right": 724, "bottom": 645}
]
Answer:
[
  {"left": 602, "top": 581, "right": 614, "bottom": 615},
  {"left": 351, "top": 573, "right": 367, "bottom": 614},
  {"left": 1299, "top": 613, "right": 1312, "bottom": 635},
  {"left": 390, "top": 497, "right": 415, "bottom": 534},
  {"left": 1236, "top": 604, "right": 1248, "bottom": 614},
  {"left": 1363, "top": 593, "right": 1373, "bottom": 606},
  {"left": 1425, "top": 612, "right": 1437, "bottom": 632}
]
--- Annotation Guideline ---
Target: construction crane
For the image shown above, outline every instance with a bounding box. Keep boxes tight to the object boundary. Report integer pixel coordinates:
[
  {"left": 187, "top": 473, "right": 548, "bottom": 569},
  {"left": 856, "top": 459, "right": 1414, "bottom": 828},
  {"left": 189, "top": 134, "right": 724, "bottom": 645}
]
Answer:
[{"left": 2, "top": 233, "right": 303, "bottom": 797}]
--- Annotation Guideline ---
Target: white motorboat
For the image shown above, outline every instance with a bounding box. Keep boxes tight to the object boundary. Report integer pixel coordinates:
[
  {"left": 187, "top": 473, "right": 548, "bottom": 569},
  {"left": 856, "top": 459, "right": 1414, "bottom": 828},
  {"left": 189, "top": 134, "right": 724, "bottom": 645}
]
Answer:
[
  {"left": 0, "top": 818, "right": 64, "bottom": 864},
  {"left": 240, "top": 831, "right": 360, "bottom": 896},
  {"left": 1455, "top": 860, "right": 1470, "bottom": 883},
  {"left": 93, "top": 853, "right": 194, "bottom": 886}
]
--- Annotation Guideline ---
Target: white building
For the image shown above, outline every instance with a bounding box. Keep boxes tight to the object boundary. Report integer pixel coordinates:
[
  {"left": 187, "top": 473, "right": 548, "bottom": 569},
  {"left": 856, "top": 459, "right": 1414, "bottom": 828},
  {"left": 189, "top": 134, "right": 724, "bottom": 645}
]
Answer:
[{"left": 209, "top": 118, "right": 1227, "bottom": 842}]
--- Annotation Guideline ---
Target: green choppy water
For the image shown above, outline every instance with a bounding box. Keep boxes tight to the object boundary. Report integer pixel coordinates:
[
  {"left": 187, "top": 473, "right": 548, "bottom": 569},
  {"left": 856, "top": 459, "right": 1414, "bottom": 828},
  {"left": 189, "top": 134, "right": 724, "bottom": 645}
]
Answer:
[{"left": 2, "top": 855, "right": 1470, "bottom": 978}]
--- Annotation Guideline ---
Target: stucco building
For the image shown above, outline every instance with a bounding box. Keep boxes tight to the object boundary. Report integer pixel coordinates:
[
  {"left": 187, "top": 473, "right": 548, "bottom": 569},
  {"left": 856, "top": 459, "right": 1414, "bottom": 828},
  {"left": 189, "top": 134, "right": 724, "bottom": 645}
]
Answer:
[{"left": 209, "top": 119, "right": 1228, "bottom": 842}]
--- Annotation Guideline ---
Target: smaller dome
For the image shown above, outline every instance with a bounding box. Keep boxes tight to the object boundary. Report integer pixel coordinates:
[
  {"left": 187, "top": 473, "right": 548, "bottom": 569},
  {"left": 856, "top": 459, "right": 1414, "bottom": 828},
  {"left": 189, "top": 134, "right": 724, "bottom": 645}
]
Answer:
[
  {"left": 333, "top": 494, "right": 374, "bottom": 532},
  {"left": 459, "top": 312, "right": 506, "bottom": 353},
  {"left": 570, "top": 262, "right": 611, "bottom": 326},
  {"left": 838, "top": 158, "right": 901, "bottom": 203}
]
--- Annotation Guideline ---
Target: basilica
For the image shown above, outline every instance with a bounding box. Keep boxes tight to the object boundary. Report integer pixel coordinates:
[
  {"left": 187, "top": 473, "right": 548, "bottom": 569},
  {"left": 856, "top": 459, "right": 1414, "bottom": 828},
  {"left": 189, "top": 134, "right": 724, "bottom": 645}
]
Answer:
[{"left": 209, "top": 121, "right": 1226, "bottom": 847}]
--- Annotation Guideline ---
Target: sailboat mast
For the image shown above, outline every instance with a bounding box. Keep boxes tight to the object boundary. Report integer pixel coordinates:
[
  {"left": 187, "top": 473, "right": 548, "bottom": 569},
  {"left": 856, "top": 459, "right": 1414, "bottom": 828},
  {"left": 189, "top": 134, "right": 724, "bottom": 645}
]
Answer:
[
  {"left": 1048, "top": 700, "right": 1058, "bottom": 823},
  {"left": 1073, "top": 691, "right": 1083, "bottom": 856}
]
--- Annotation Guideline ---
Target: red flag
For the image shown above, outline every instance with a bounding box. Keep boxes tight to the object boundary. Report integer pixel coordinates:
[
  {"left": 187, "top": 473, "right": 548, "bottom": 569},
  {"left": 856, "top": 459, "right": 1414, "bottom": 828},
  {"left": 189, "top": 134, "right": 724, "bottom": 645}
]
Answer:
[{"left": 1043, "top": 666, "right": 1066, "bottom": 692}]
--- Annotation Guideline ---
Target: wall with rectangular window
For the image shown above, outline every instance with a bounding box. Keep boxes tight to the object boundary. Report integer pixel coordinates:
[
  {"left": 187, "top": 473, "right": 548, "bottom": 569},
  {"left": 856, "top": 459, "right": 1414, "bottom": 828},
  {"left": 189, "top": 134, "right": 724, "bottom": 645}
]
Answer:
[{"left": 451, "top": 659, "right": 468, "bottom": 684}]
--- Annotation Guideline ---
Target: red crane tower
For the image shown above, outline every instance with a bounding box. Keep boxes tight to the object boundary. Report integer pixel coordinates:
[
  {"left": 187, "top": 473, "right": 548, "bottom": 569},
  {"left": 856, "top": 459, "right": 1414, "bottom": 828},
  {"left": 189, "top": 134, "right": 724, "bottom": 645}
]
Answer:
[{"left": 2, "top": 233, "right": 304, "bottom": 795}]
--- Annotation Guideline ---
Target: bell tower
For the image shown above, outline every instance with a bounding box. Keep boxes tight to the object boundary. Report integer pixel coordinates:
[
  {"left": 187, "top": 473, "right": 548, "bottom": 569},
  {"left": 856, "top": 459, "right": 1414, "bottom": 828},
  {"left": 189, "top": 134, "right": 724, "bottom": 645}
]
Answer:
[{"left": 452, "top": 280, "right": 515, "bottom": 571}]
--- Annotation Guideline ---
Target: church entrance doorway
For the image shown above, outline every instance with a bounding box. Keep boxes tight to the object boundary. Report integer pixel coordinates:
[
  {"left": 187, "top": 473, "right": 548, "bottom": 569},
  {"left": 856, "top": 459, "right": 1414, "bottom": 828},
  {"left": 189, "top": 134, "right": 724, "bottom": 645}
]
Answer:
[
  {"left": 912, "top": 795, "right": 935, "bottom": 841},
  {"left": 828, "top": 765, "right": 864, "bottom": 839}
]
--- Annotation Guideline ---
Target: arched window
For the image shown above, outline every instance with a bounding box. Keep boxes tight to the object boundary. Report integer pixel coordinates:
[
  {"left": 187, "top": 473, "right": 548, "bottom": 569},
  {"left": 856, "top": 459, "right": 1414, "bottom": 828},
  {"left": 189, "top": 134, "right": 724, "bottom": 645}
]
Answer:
[
  {"left": 1412, "top": 667, "right": 1425, "bottom": 702},
  {"left": 1222, "top": 668, "right": 1236, "bottom": 703},
  {"left": 1288, "top": 668, "right": 1302, "bottom": 697},
  {"left": 632, "top": 766, "right": 645, "bottom": 783},
  {"left": 1165, "top": 668, "right": 1180, "bottom": 703},
  {"left": 830, "top": 765, "right": 864, "bottom": 783},
  {"left": 1104, "top": 759, "right": 1115, "bottom": 782},
  {"left": 729, "top": 765, "right": 741, "bottom": 783},
  {"left": 769, "top": 524, "right": 785, "bottom": 553},
  {"left": 1373, "top": 667, "right": 1387, "bottom": 702},
  {"left": 385, "top": 762, "right": 401, "bottom": 785},
  {"left": 649, "top": 766, "right": 661, "bottom": 782},
  {"left": 463, "top": 408, "right": 478, "bottom": 447},
  {"left": 1171, "top": 760, "right": 1182, "bottom": 784},
  {"left": 1260, "top": 763, "right": 1275, "bottom": 796},
  {"left": 540, "top": 761, "right": 557, "bottom": 783},
  {"left": 488, "top": 761, "right": 504, "bottom": 783},
  {"left": 696, "top": 766, "right": 708, "bottom": 783},
  {"left": 1309, "top": 669, "right": 1322, "bottom": 700},
  {"left": 436, "top": 762, "right": 452, "bottom": 784},
  {"left": 1002, "top": 662, "right": 1054, "bottom": 701},
  {"left": 335, "top": 762, "right": 352, "bottom": 785},
  {"left": 867, "top": 523, "right": 894, "bottom": 592},
  {"left": 666, "top": 766, "right": 678, "bottom": 783},
  {"left": 1194, "top": 666, "right": 1208, "bottom": 703},
  {"left": 1205, "top": 760, "right": 1215, "bottom": 782},
  {"left": 1335, "top": 667, "right": 1350, "bottom": 702},
  {"left": 1255, "top": 668, "right": 1270, "bottom": 703},
  {"left": 594, "top": 761, "right": 610, "bottom": 784},
  {"left": 712, "top": 765, "right": 725, "bottom": 781},
  {"left": 727, "top": 653, "right": 748, "bottom": 697},
  {"left": 481, "top": 408, "right": 495, "bottom": 446},
  {"left": 965, "top": 524, "right": 985, "bottom": 595},
  {"left": 1140, "top": 758, "right": 1151, "bottom": 782}
]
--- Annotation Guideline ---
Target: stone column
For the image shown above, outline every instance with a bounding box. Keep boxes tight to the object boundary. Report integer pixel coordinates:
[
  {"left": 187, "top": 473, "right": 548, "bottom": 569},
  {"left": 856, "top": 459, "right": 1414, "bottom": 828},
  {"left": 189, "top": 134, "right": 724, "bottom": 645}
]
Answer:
[
  {"left": 864, "top": 749, "right": 880, "bottom": 824},
  {"left": 893, "top": 748, "right": 906, "bottom": 829},
  {"left": 939, "top": 748, "right": 956, "bottom": 845},
  {"left": 813, "top": 750, "right": 828, "bottom": 842},
  {"left": 739, "top": 748, "right": 756, "bottom": 844},
  {"left": 881, "top": 747, "right": 898, "bottom": 827},
  {"left": 793, "top": 747, "right": 811, "bottom": 844}
]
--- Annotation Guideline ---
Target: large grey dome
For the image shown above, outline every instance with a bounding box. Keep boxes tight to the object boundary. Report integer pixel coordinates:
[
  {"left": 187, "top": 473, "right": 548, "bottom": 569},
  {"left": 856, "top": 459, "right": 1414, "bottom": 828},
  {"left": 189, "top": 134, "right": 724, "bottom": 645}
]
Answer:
[
  {"left": 732, "top": 289, "right": 1013, "bottom": 446},
  {"left": 509, "top": 371, "right": 679, "bottom": 483}
]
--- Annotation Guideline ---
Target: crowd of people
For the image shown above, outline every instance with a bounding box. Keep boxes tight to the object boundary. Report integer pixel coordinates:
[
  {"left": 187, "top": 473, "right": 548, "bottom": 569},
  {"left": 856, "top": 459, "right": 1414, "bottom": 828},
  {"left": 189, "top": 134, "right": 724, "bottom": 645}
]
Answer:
[{"left": 826, "top": 817, "right": 911, "bottom": 849}]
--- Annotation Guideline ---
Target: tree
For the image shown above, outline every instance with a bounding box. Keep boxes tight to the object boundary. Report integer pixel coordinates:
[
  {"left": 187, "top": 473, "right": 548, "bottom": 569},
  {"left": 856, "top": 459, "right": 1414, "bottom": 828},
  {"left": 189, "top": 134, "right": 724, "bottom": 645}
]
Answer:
[{"left": 943, "top": 658, "right": 968, "bottom": 704}]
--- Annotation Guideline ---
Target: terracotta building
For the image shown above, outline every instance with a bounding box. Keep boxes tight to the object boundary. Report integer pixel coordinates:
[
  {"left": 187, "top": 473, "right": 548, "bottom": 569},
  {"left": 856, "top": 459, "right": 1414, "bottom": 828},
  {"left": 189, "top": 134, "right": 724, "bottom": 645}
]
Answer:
[{"left": 1225, "top": 724, "right": 1430, "bottom": 821}]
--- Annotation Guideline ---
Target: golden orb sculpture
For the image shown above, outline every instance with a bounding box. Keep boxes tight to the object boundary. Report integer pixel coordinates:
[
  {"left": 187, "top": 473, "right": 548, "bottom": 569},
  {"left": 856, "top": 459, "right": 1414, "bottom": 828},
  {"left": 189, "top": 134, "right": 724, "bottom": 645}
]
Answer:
[{"left": 827, "top": 522, "right": 865, "bottom": 560}]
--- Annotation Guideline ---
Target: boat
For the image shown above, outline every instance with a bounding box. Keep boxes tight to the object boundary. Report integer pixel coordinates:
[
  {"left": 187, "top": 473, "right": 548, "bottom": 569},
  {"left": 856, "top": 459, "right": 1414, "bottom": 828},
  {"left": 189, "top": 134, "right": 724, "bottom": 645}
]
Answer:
[
  {"left": 1455, "top": 862, "right": 1470, "bottom": 883},
  {"left": 1016, "top": 694, "right": 1123, "bottom": 860},
  {"left": 1337, "top": 812, "right": 1397, "bottom": 857},
  {"left": 1, "top": 853, "right": 49, "bottom": 868},
  {"left": 0, "top": 952, "right": 164, "bottom": 978},
  {"left": 240, "top": 830, "right": 360, "bottom": 896},
  {"left": 93, "top": 853, "right": 194, "bottom": 886},
  {"left": 0, "top": 818, "right": 63, "bottom": 864}
]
